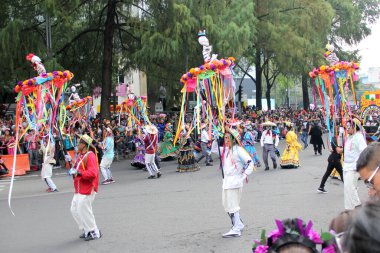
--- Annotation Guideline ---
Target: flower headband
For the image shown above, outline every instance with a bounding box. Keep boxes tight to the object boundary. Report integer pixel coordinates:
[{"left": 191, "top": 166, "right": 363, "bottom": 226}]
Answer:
[{"left": 252, "top": 218, "right": 338, "bottom": 253}]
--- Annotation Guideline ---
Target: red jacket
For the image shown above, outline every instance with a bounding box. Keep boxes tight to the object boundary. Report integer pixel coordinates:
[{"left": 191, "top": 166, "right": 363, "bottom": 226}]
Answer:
[
  {"left": 144, "top": 134, "right": 157, "bottom": 154},
  {"left": 73, "top": 151, "right": 99, "bottom": 195}
]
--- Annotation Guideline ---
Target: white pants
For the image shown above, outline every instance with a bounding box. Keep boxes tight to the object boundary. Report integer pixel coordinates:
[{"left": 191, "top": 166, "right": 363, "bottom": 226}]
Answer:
[
  {"left": 222, "top": 188, "right": 242, "bottom": 213},
  {"left": 100, "top": 157, "right": 113, "bottom": 181},
  {"left": 71, "top": 191, "right": 99, "bottom": 235},
  {"left": 41, "top": 164, "right": 57, "bottom": 190},
  {"left": 344, "top": 170, "right": 361, "bottom": 210},
  {"left": 44, "top": 177, "right": 57, "bottom": 190},
  {"left": 145, "top": 153, "right": 159, "bottom": 176}
]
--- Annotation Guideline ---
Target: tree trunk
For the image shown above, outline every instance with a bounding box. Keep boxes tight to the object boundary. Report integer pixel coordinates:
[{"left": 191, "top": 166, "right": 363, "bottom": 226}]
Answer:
[
  {"left": 255, "top": 49, "right": 262, "bottom": 110},
  {"left": 301, "top": 73, "right": 310, "bottom": 111},
  {"left": 100, "top": 0, "right": 117, "bottom": 120},
  {"left": 266, "top": 89, "right": 271, "bottom": 110}
]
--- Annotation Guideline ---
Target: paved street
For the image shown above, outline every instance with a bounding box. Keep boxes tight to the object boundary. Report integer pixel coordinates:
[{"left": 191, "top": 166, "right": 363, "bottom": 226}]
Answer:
[{"left": 0, "top": 137, "right": 368, "bottom": 253}]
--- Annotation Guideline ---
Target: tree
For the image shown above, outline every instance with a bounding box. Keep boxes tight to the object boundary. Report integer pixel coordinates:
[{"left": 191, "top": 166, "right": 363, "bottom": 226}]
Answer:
[
  {"left": 131, "top": 0, "right": 257, "bottom": 108},
  {"left": 242, "top": 0, "right": 335, "bottom": 110},
  {"left": 263, "top": 56, "right": 280, "bottom": 110}
]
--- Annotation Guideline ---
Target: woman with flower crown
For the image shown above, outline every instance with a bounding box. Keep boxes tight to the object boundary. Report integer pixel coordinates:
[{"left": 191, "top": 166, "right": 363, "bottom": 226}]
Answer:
[
  {"left": 220, "top": 126, "right": 254, "bottom": 238},
  {"left": 252, "top": 218, "right": 337, "bottom": 253}
]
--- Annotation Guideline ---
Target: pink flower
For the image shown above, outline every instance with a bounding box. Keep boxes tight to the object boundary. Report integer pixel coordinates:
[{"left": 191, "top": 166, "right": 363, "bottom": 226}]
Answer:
[
  {"left": 322, "top": 245, "right": 336, "bottom": 253},
  {"left": 254, "top": 245, "right": 269, "bottom": 253},
  {"left": 268, "top": 229, "right": 282, "bottom": 242},
  {"left": 308, "top": 229, "right": 323, "bottom": 244}
]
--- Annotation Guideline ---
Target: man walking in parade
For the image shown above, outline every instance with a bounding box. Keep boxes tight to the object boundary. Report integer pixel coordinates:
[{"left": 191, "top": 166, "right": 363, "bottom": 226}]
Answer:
[
  {"left": 143, "top": 125, "right": 162, "bottom": 179},
  {"left": 66, "top": 134, "right": 102, "bottom": 241},
  {"left": 260, "top": 121, "right": 279, "bottom": 171},
  {"left": 195, "top": 123, "right": 213, "bottom": 166},
  {"left": 343, "top": 118, "right": 367, "bottom": 210}
]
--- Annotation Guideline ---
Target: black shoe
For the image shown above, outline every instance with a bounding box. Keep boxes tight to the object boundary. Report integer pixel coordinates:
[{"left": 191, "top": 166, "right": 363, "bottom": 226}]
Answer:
[
  {"left": 79, "top": 232, "right": 86, "bottom": 239},
  {"left": 157, "top": 172, "right": 162, "bottom": 178},
  {"left": 206, "top": 163, "right": 213, "bottom": 166},
  {"left": 265, "top": 167, "right": 269, "bottom": 171},
  {"left": 147, "top": 175, "right": 156, "bottom": 179},
  {"left": 84, "top": 230, "right": 102, "bottom": 241},
  {"left": 273, "top": 163, "right": 277, "bottom": 169},
  {"left": 319, "top": 152, "right": 322, "bottom": 155},
  {"left": 317, "top": 187, "right": 328, "bottom": 193},
  {"left": 315, "top": 151, "right": 317, "bottom": 155}
]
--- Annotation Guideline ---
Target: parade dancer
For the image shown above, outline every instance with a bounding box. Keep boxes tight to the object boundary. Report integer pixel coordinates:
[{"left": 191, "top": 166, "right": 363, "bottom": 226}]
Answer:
[
  {"left": 317, "top": 137, "right": 344, "bottom": 193},
  {"left": 221, "top": 128, "right": 254, "bottom": 238},
  {"left": 343, "top": 118, "right": 367, "bottom": 210},
  {"left": 143, "top": 125, "right": 161, "bottom": 179},
  {"left": 260, "top": 121, "right": 279, "bottom": 171},
  {"left": 40, "top": 139, "right": 58, "bottom": 192},
  {"left": 195, "top": 123, "right": 213, "bottom": 166},
  {"left": 131, "top": 135, "right": 146, "bottom": 169},
  {"left": 280, "top": 122, "right": 302, "bottom": 168},
  {"left": 66, "top": 134, "right": 102, "bottom": 241},
  {"left": 159, "top": 123, "right": 178, "bottom": 161},
  {"left": 26, "top": 53, "right": 46, "bottom": 75},
  {"left": 300, "top": 117, "right": 310, "bottom": 149},
  {"left": 242, "top": 124, "right": 261, "bottom": 167},
  {"left": 309, "top": 121, "right": 323, "bottom": 155},
  {"left": 177, "top": 125, "right": 200, "bottom": 172},
  {"left": 100, "top": 128, "right": 115, "bottom": 185}
]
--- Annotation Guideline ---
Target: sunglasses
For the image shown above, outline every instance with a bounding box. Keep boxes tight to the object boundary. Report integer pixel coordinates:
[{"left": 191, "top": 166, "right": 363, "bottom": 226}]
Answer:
[{"left": 365, "top": 166, "right": 379, "bottom": 189}]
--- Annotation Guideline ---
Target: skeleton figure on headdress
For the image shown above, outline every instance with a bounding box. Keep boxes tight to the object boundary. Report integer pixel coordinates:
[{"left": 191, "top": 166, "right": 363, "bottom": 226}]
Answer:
[
  {"left": 127, "top": 83, "right": 135, "bottom": 99},
  {"left": 198, "top": 30, "right": 218, "bottom": 63},
  {"left": 68, "top": 85, "right": 81, "bottom": 104},
  {"left": 324, "top": 43, "right": 339, "bottom": 66},
  {"left": 26, "top": 53, "right": 46, "bottom": 75}
]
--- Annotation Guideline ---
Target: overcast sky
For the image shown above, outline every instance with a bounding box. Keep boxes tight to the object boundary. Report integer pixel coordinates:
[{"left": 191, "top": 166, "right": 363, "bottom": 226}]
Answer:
[{"left": 354, "top": 20, "right": 380, "bottom": 73}]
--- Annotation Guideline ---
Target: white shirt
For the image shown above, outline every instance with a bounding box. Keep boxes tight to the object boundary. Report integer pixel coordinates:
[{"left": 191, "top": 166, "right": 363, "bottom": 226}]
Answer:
[
  {"left": 221, "top": 146, "right": 254, "bottom": 189},
  {"left": 201, "top": 129, "right": 209, "bottom": 143},
  {"left": 343, "top": 132, "right": 367, "bottom": 171},
  {"left": 260, "top": 130, "right": 279, "bottom": 147}
]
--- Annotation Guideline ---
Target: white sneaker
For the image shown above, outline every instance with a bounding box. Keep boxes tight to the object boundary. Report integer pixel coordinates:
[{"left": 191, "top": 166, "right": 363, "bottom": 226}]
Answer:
[{"left": 222, "top": 229, "right": 241, "bottom": 238}]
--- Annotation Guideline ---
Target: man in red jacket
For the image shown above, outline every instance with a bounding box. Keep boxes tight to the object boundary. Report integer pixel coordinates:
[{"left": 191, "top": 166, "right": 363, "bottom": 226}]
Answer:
[{"left": 66, "top": 134, "right": 102, "bottom": 241}]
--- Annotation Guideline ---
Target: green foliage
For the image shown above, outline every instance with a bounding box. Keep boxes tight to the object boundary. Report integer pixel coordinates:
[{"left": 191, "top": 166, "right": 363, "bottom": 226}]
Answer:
[{"left": 329, "top": 0, "right": 380, "bottom": 44}]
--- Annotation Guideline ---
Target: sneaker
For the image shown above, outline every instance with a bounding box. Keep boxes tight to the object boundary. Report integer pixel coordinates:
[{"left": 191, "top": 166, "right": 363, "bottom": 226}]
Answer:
[
  {"left": 317, "top": 187, "right": 328, "bottom": 193},
  {"left": 101, "top": 180, "right": 111, "bottom": 185},
  {"left": 156, "top": 172, "right": 162, "bottom": 178},
  {"left": 222, "top": 229, "right": 241, "bottom": 238},
  {"left": 84, "top": 230, "right": 102, "bottom": 241},
  {"left": 79, "top": 232, "right": 86, "bottom": 239},
  {"left": 109, "top": 178, "right": 115, "bottom": 183},
  {"left": 47, "top": 188, "right": 58, "bottom": 193},
  {"left": 147, "top": 175, "right": 156, "bottom": 179}
]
